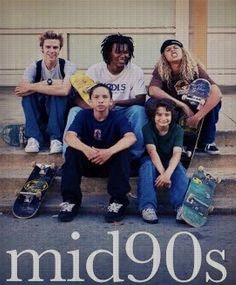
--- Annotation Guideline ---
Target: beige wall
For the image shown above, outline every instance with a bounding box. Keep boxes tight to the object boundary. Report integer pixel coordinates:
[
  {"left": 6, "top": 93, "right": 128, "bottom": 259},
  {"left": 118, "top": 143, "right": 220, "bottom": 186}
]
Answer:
[{"left": 0, "top": 0, "right": 235, "bottom": 86}]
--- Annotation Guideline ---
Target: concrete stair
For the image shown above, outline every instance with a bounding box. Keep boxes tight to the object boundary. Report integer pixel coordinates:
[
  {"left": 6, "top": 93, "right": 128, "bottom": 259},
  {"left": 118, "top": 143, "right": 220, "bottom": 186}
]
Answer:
[{"left": 0, "top": 131, "right": 236, "bottom": 217}]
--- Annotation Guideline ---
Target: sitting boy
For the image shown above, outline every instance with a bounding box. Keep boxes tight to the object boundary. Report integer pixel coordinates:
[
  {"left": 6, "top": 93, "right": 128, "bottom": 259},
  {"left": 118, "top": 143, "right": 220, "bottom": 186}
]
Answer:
[{"left": 58, "top": 83, "right": 136, "bottom": 223}]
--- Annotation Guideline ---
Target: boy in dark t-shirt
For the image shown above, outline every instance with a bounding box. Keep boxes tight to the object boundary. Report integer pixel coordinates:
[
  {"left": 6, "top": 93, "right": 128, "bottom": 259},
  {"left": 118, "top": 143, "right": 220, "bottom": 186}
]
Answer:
[
  {"left": 58, "top": 83, "right": 136, "bottom": 223},
  {"left": 138, "top": 99, "right": 189, "bottom": 224}
]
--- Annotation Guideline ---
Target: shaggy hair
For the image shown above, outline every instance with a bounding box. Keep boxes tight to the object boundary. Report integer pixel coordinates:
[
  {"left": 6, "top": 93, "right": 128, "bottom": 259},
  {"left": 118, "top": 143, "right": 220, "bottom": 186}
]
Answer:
[
  {"left": 156, "top": 48, "right": 201, "bottom": 85},
  {"left": 101, "top": 33, "right": 134, "bottom": 64},
  {"left": 39, "top": 31, "right": 64, "bottom": 49}
]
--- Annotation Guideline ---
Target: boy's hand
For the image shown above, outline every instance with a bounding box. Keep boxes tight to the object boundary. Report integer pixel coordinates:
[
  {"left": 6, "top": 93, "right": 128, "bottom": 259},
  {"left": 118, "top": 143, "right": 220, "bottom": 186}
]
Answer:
[
  {"left": 15, "top": 82, "right": 32, "bottom": 96},
  {"left": 155, "top": 172, "right": 172, "bottom": 189},
  {"left": 90, "top": 148, "right": 112, "bottom": 165},
  {"left": 83, "top": 146, "right": 99, "bottom": 161}
]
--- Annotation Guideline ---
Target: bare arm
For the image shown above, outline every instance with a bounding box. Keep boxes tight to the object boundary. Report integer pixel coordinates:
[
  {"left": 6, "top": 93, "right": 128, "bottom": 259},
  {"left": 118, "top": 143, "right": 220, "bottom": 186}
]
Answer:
[
  {"left": 187, "top": 84, "right": 223, "bottom": 127},
  {"left": 15, "top": 79, "right": 72, "bottom": 97},
  {"left": 92, "top": 132, "right": 136, "bottom": 165},
  {"left": 146, "top": 144, "right": 165, "bottom": 174}
]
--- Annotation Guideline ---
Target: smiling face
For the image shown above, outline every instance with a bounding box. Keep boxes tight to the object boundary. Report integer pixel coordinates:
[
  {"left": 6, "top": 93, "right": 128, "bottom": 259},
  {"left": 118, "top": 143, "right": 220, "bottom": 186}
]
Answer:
[
  {"left": 109, "top": 43, "right": 130, "bottom": 69},
  {"left": 154, "top": 106, "right": 172, "bottom": 131},
  {"left": 164, "top": 44, "right": 183, "bottom": 64},
  {"left": 42, "top": 39, "right": 61, "bottom": 66}
]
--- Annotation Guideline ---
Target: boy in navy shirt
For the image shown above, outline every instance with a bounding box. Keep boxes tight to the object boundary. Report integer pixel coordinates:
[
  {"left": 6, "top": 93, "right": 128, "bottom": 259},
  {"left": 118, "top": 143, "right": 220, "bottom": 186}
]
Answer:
[{"left": 58, "top": 83, "right": 136, "bottom": 222}]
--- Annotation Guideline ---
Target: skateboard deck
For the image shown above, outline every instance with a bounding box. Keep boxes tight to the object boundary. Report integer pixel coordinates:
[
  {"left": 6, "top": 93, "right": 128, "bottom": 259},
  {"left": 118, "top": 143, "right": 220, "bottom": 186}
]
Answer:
[
  {"left": 181, "top": 166, "right": 219, "bottom": 227},
  {"left": 175, "top": 79, "right": 211, "bottom": 169},
  {"left": 12, "top": 163, "right": 57, "bottom": 219},
  {"left": 0, "top": 124, "right": 26, "bottom": 147},
  {"left": 70, "top": 71, "right": 97, "bottom": 106}
]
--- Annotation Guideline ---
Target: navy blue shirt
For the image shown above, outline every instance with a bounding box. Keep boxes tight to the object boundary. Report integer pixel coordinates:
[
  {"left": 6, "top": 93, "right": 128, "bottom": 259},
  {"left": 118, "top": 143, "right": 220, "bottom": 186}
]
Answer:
[{"left": 68, "top": 109, "right": 133, "bottom": 148}]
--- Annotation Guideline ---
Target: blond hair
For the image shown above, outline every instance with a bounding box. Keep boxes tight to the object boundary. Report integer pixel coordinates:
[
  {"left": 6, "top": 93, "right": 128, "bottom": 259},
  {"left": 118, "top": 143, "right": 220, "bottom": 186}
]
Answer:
[{"left": 157, "top": 48, "right": 201, "bottom": 86}]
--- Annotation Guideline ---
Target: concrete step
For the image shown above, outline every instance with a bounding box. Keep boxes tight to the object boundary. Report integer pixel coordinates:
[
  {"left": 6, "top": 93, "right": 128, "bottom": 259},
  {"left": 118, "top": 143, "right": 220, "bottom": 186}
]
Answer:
[{"left": 0, "top": 168, "right": 236, "bottom": 215}]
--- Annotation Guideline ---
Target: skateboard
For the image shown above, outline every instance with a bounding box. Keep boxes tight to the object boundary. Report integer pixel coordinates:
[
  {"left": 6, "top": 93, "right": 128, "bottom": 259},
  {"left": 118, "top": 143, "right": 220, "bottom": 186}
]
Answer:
[
  {"left": 180, "top": 166, "right": 220, "bottom": 227},
  {"left": 12, "top": 163, "right": 57, "bottom": 219},
  {"left": 70, "top": 71, "right": 97, "bottom": 106},
  {"left": 0, "top": 124, "right": 26, "bottom": 147},
  {"left": 175, "top": 79, "right": 211, "bottom": 169}
]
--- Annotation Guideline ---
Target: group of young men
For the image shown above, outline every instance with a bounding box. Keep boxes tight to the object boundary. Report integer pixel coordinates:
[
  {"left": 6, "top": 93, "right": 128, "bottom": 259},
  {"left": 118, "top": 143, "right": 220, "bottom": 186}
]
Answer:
[{"left": 15, "top": 31, "right": 222, "bottom": 224}]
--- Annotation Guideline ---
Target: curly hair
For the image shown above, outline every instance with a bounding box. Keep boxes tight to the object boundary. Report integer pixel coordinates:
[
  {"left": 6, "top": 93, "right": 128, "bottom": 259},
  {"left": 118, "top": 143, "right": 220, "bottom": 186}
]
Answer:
[
  {"left": 157, "top": 48, "right": 200, "bottom": 85},
  {"left": 39, "top": 30, "right": 64, "bottom": 49},
  {"left": 101, "top": 33, "right": 134, "bottom": 64}
]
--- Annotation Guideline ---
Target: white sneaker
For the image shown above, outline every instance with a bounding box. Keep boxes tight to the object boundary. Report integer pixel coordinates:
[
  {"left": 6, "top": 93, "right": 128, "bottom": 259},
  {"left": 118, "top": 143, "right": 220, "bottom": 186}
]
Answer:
[
  {"left": 25, "top": 138, "right": 39, "bottom": 153},
  {"left": 50, "top": 139, "right": 62, "bottom": 154},
  {"left": 142, "top": 208, "right": 158, "bottom": 224}
]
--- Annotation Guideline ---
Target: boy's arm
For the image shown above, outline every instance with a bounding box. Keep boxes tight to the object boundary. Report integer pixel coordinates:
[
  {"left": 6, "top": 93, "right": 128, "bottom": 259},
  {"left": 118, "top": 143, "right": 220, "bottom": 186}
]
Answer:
[
  {"left": 164, "top": 146, "right": 182, "bottom": 178},
  {"left": 146, "top": 144, "right": 165, "bottom": 174},
  {"left": 15, "top": 79, "right": 72, "bottom": 97},
  {"left": 64, "top": 131, "right": 98, "bottom": 161},
  {"left": 91, "top": 132, "right": 136, "bottom": 165}
]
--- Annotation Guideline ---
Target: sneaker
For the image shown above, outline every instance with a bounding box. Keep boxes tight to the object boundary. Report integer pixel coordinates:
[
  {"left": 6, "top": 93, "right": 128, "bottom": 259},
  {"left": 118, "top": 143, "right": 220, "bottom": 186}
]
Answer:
[
  {"left": 58, "top": 202, "right": 79, "bottom": 222},
  {"left": 50, "top": 140, "right": 63, "bottom": 154},
  {"left": 105, "top": 200, "right": 129, "bottom": 223},
  {"left": 25, "top": 138, "right": 39, "bottom": 153},
  {"left": 176, "top": 207, "right": 185, "bottom": 224},
  {"left": 204, "top": 143, "right": 220, "bottom": 155},
  {"left": 142, "top": 208, "right": 158, "bottom": 224}
]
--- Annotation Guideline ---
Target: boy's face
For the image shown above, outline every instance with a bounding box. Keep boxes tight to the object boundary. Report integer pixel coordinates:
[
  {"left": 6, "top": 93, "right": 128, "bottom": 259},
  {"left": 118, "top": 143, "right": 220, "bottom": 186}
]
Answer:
[
  {"left": 42, "top": 39, "right": 61, "bottom": 65},
  {"left": 164, "top": 44, "right": 183, "bottom": 64},
  {"left": 89, "top": 86, "right": 113, "bottom": 112},
  {"left": 109, "top": 43, "right": 130, "bottom": 67},
  {"left": 154, "top": 106, "right": 172, "bottom": 128}
]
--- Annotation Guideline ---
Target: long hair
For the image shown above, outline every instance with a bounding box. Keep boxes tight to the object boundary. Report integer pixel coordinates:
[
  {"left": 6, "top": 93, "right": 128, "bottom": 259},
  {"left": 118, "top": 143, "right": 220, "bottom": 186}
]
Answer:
[
  {"left": 157, "top": 48, "right": 200, "bottom": 85},
  {"left": 101, "top": 33, "right": 134, "bottom": 64},
  {"left": 39, "top": 30, "right": 64, "bottom": 49}
]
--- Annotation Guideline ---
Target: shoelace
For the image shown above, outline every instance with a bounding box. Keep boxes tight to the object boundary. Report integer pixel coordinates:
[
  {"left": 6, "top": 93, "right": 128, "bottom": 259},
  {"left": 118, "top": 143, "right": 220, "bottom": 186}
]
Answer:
[
  {"left": 60, "top": 202, "right": 75, "bottom": 212},
  {"left": 143, "top": 208, "right": 156, "bottom": 216},
  {"left": 107, "top": 202, "right": 122, "bottom": 213}
]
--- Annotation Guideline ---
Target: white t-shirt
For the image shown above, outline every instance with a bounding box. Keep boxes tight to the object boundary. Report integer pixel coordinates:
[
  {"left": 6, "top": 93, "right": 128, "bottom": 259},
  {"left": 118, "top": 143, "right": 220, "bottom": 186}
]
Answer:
[
  {"left": 86, "top": 62, "right": 146, "bottom": 101},
  {"left": 23, "top": 59, "right": 77, "bottom": 82}
]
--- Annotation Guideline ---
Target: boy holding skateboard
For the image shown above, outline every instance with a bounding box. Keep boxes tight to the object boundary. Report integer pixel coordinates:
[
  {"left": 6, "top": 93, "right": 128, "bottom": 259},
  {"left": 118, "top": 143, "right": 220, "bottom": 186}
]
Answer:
[
  {"left": 15, "top": 31, "right": 77, "bottom": 154},
  {"left": 58, "top": 83, "right": 136, "bottom": 223},
  {"left": 148, "top": 39, "right": 222, "bottom": 154},
  {"left": 138, "top": 99, "right": 189, "bottom": 224}
]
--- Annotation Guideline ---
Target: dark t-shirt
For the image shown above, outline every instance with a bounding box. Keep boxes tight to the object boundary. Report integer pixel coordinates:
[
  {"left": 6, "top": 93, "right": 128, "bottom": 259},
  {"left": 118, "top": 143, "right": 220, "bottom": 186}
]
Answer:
[
  {"left": 149, "top": 64, "right": 215, "bottom": 102},
  {"left": 142, "top": 122, "right": 184, "bottom": 162},
  {"left": 68, "top": 109, "right": 133, "bottom": 148}
]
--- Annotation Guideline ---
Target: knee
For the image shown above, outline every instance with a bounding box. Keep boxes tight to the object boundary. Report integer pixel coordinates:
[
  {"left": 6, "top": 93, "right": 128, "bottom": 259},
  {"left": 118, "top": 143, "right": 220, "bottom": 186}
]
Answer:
[
  {"left": 67, "top": 107, "right": 82, "bottom": 123},
  {"left": 128, "top": 105, "right": 147, "bottom": 123}
]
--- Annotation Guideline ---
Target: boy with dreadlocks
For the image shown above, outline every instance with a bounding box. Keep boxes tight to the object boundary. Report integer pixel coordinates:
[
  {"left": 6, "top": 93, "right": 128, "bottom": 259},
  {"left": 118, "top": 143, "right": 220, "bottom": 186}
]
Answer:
[
  {"left": 64, "top": 34, "right": 147, "bottom": 161},
  {"left": 148, "top": 39, "right": 222, "bottom": 154}
]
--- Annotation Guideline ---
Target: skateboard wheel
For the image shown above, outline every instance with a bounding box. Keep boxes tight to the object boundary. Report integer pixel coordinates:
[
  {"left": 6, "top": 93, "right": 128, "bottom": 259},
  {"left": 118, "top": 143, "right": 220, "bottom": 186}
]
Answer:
[
  {"left": 208, "top": 205, "right": 214, "bottom": 213},
  {"left": 35, "top": 191, "right": 42, "bottom": 199},
  {"left": 182, "top": 95, "right": 187, "bottom": 100},
  {"left": 198, "top": 166, "right": 204, "bottom": 172},
  {"left": 31, "top": 161, "right": 36, "bottom": 168},
  {"left": 50, "top": 163, "right": 56, "bottom": 169},
  {"left": 216, "top": 177, "right": 221, "bottom": 184},
  {"left": 186, "top": 151, "right": 192, "bottom": 158}
]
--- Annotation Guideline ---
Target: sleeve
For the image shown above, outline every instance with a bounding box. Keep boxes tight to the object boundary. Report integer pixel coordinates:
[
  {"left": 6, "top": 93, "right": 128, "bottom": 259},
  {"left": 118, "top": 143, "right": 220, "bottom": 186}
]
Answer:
[
  {"left": 67, "top": 110, "right": 85, "bottom": 135},
  {"left": 198, "top": 65, "right": 216, "bottom": 85},
  {"left": 149, "top": 67, "right": 163, "bottom": 88},
  {"left": 142, "top": 123, "right": 155, "bottom": 145},
  {"left": 63, "top": 60, "right": 78, "bottom": 81},
  {"left": 173, "top": 125, "right": 184, "bottom": 148},
  {"left": 130, "top": 65, "right": 147, "bottom": 97},
  {"left": 23, "top": 62, "right": 37, "bottom": 83}
]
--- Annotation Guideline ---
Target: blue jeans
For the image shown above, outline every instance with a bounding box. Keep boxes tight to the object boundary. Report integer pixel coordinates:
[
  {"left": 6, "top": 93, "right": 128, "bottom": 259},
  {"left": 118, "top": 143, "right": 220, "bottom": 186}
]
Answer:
[
  {"left": 22, "top": 93, "right": 68, "bottom": 144},
  {"left": 198, "top": 102, "right": 221, "bottom": 145},
  {"left": 137, "top": 156, "right": 189, "bottom": 211},
  {"left": 63, "top": 105, "right": 148, "bottom": 159}
]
